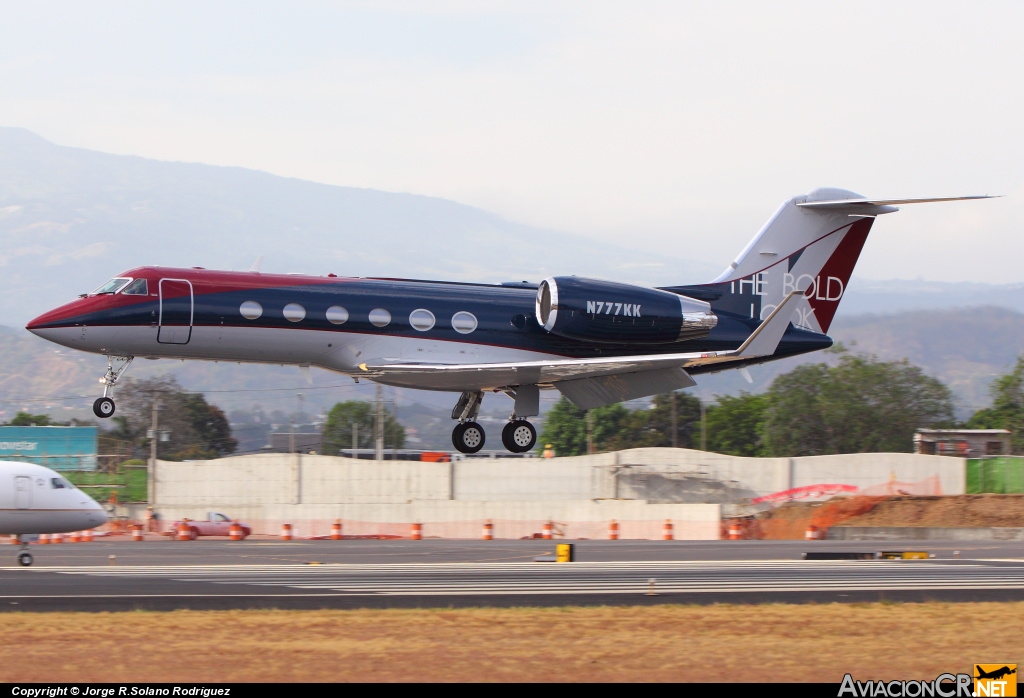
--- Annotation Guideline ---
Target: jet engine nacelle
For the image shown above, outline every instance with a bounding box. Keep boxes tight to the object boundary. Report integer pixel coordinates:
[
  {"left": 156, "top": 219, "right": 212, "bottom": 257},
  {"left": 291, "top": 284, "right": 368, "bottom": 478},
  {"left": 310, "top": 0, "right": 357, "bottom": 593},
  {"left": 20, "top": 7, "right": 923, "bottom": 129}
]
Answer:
[{"left": 535, "top": 276, "right": 717, "bottom": 344}]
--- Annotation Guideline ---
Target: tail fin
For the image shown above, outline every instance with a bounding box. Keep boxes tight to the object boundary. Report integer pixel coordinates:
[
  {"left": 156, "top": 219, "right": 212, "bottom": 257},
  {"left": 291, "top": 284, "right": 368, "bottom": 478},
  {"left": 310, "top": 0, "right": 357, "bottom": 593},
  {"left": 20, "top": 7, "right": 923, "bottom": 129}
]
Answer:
[
  {"left": 664, "top": 188, "right": 880, "bottom": 333},
  {"left": 665, "top": 188, "right": 995, "bottom": 334}
]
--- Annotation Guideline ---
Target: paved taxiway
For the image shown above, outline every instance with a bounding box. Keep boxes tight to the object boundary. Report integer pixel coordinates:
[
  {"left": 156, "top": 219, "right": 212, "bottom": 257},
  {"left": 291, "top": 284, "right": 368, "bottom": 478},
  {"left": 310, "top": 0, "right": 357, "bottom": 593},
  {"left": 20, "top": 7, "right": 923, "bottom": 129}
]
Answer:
[{"left": 1, "top": 539, "right": 1022, "bottom": 610}]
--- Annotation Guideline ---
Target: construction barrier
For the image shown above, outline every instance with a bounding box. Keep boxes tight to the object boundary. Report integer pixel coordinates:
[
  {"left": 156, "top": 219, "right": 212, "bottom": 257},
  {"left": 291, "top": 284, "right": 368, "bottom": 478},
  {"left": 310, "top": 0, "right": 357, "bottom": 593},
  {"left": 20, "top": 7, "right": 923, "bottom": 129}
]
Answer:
[
  {"left": 81, "top": 529, "right": 94, "bottom": 543},
  {"left": 727, "top": 521, "right": 744, "bottom": 540},
  {"left": 482, "top": 520, "right": 494, "bottom": 540},
  {"left": 229, "top": 522, "right": 244, "bottom": 541},
  {"left": 331, "top": 519, "right": 342, "bottom": 540},
  {"left": 38, "top": 534, "right": 49, "bottom": 545},
  {"left": 662, "top": 519, "right": 674, "bottom": 541},
  {"left": 411, "top": 523, "right": 422, "bottom": 540},
  {"left": 542, "top": 522, "right": 553, "bottom": 540},
  {"left": 132, "top": 525, "right": 144, "bottom": 542},
  {"left": 51, "top": 532, "right": 63, "bottom": 544},
  {"left": 805, "top": 525, "right": 823, "bottom": 540},
  {"left": 608, "top": 520, "right": 619, "bottom": 540},
  {"left": 69, "top": 531, "right": 81, "bottom": 543},
  {"left": 281, "top": 523, "right": 293, "bottom": 541},
  {"left": 177, "top": 521, "right": 191, "bottom": 541}
]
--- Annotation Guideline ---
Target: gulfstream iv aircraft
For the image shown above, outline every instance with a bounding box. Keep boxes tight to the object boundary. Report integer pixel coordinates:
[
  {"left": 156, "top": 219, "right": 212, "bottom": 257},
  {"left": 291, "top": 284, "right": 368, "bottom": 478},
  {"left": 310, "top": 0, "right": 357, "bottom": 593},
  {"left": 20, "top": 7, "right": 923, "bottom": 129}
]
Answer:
[
  {"left": 26, "top": 188, "right": 989, "bottom": 454},
  {"left": 0, "top": 460, "right": 107, "bottom": 565}
]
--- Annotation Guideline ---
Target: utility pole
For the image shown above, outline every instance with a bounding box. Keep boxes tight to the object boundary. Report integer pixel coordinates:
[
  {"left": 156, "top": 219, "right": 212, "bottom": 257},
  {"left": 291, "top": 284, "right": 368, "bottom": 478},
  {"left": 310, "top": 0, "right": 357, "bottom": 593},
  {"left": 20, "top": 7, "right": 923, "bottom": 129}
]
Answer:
[
  {"left": 375, "top": 383, "right": 384, "bottom": 461},
  {"left": 670, "top": 392, "right": 678, "bottom": 448},
  {"left": 148, "top": 399, "right": 161, "bottom": 504},
  {"left": 700, "top": 399, "right": 707, "bottom": 452}
]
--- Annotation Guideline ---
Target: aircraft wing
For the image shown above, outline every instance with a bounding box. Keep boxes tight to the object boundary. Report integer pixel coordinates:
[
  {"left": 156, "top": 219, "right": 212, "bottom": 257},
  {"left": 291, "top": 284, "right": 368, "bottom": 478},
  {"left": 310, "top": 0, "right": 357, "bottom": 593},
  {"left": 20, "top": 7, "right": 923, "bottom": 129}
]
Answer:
[{"left": 358, "top": 292, "right": 802, "bottom": 407}]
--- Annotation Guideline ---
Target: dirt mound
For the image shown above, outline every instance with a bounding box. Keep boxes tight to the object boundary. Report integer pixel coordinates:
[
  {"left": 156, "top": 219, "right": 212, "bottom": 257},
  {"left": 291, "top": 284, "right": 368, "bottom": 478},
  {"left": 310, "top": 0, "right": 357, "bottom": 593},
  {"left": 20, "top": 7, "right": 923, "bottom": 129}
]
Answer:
[{"left": 743, "top": 494, "right": 1024, "bottom": 539}]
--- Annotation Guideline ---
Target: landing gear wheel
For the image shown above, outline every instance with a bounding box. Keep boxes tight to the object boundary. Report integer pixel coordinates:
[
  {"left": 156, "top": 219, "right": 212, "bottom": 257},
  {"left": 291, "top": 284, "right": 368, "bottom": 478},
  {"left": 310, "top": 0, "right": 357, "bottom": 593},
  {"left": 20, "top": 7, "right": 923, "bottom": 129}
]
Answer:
[
  {"left": 17, "top": 552, "right": 32, "bottom": 567},
  {"left": 502, "top": 421, "right": 537, "bottom": 453},
  {"left": 93, "top": 397, "right": 115, "bottom": 419},
  {"left": 452, "top": 422, "right": 486, "bottom": 454}
]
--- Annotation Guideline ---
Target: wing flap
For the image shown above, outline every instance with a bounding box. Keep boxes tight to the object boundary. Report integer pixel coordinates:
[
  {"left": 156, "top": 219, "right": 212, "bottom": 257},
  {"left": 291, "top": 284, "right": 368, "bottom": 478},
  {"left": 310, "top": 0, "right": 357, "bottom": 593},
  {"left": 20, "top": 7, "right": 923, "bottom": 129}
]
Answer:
[{"left": 556, "top": 367, "right": 696, "bottom": 410}]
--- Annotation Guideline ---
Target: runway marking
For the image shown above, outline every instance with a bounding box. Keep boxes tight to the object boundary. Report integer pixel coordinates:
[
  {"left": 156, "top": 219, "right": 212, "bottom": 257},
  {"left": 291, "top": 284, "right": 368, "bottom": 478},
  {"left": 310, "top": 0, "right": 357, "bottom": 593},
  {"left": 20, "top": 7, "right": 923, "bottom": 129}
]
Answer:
[{"left": 8, "top": 559, "right": 1024, "bottom": 597}]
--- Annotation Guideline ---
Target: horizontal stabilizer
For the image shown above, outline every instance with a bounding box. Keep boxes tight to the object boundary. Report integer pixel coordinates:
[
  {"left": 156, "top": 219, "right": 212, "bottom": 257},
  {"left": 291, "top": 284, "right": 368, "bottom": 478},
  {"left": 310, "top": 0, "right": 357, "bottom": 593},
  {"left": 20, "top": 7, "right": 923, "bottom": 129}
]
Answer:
[
  {"left": 557, "top": 367, "right": 695, "bottom": 410},
  {"left": 797, "top": 195, "right": 996, "bottom": 211}
]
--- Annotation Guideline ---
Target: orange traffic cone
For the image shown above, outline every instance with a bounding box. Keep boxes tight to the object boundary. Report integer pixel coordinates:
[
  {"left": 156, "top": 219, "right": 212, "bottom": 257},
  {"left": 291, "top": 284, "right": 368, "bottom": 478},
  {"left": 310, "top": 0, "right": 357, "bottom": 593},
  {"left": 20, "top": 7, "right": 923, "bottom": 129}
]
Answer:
[
  {"left": 281, "top": 523, "right": 293, "bottom": 541},
  {"left": 609, "top": 520, "right": 619, "bottom": 540},
  {"left": 331, "top": 519, "right": 342, "bottom": 540},
  {"left": 482, "top": 520, "right": 493, "bottom": 541},
  {"left": 229, "top": 522, "right": 243, "bottom": 541},
  {"left": 662, "top": 519, "right": 674, "bottom": 541}
]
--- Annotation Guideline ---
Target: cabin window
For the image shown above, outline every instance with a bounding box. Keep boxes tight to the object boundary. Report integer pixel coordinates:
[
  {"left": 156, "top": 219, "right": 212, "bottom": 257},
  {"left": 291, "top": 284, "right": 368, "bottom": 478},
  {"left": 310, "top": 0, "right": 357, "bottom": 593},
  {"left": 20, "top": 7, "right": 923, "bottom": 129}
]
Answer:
[
  {"left": 240, "top": 301, "right": 263, "bottom": 320},
  {"left": 369, "top": 308, "right": 392, "bottom": 327},
  {"left": 326, "top": 306, "right": 349, "bottom": 324},
  {"left": 452, "top": 311, "right": 478, "bottom": 334},
  {"left": 121, "top": 278, "right": 148, "bottom": 295},
  {"left": 283, "top": 303, "right": 307, "bottom": 322},
  {"left": 409, "top": 309, "right": 436, "bottom": 331},
  {"left": 92, "top": 277, "right": 131, "bottom": 295},
  {"left": 50, "top": 478, "right": 66, "bottom": 489}
]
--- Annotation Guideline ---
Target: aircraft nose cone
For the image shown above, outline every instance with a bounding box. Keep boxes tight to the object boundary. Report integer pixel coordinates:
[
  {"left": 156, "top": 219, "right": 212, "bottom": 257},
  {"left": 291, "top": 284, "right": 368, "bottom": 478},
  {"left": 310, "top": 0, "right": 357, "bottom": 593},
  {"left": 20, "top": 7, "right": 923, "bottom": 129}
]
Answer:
[{"left": 26, "top": 304, "right": 78, "bottom": 333}]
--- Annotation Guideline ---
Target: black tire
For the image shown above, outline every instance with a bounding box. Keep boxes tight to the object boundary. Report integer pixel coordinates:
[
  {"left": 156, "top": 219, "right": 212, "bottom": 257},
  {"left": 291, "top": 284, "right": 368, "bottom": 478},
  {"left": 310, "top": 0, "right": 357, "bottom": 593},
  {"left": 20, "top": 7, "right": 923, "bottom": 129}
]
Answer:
[
  {"left": 502, "top": 421, "right": 537, "bottom": 453},
  {"left": 93, "top": 397, "right": 115, "bottom": 419},
  {"left": 17, "top": 552, "right": 32, "bottom": 567},
  {"left": 189, "top": 527, "right": 199, "bottom": 541},
  {"left": 452, "top": 422, "right": 485, "bottom": 454}
]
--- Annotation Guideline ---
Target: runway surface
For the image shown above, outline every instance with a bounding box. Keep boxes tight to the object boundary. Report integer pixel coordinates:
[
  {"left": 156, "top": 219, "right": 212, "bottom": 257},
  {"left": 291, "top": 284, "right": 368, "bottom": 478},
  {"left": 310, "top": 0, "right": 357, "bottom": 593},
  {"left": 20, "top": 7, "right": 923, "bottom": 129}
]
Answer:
[{"left": 1, "top": 539, "right": 1022, "bottom": 610}]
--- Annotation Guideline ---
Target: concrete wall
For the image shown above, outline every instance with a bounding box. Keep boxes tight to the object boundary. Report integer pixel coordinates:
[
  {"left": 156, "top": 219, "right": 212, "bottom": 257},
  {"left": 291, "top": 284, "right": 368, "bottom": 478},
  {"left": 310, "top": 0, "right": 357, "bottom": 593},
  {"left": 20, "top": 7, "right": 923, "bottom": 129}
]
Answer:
[{"left": 150, "top": 448, "right": 965, "bottom": 539}]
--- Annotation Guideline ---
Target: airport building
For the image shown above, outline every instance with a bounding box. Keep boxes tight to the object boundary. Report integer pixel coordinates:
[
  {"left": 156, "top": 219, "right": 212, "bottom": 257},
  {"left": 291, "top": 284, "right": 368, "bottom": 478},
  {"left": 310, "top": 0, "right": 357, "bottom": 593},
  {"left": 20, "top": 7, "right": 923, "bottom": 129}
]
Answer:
[{"left": 0, "top": 425, "right": 99, "bottom": 471}]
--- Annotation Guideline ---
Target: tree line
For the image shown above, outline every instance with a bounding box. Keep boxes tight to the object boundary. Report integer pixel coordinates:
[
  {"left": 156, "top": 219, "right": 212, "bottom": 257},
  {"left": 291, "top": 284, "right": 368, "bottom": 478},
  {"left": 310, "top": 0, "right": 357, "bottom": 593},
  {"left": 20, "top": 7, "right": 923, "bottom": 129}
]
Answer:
[
  {"left": 7, "top": 350, "right": 1021, "bottom": 460},
  {"left": 540, "top": 351, "right": 1024, "bottom": 458}
]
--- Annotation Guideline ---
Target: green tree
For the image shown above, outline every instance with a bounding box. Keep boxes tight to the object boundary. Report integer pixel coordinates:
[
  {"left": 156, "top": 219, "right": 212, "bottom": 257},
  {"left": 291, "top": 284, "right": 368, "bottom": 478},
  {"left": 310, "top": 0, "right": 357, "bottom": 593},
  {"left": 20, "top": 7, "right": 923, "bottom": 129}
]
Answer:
[
  {"left": 762, "top": 354, "right": 955, "bottom": 456},
  {"left": 538, "top": 397, "right": 587, "bottom": 456},
  {"left": 107, "top": 376, "right": 238, "bottom": 460},
  {"left": 322, "top": 400, "right": 405, "bottom": 455},
  {"left": 705, "top": 392, "right": 769, "bottom": 457},
  {"left": 6, "top": 411, "right": 59, "bottom": 426},
  {"left": 966, "top": 355, "right": 1024, "bottom": 453},
  {"left": 604, "top": 392, "right": 702, "bottom": 450},
  {"left": 538, "top": 398, "right": 633, "bottom": 456}
]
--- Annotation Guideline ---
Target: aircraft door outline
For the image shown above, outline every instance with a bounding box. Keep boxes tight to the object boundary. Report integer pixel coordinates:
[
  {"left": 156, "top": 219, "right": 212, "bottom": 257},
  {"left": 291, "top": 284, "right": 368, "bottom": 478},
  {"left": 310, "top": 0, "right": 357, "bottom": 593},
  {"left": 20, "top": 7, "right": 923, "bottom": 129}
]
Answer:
[
  {"left": 14, "top": 476, "right": 31, "bottom": 509},
  {"left": 158, "top": 279, "right": 194, "bottom": 345}
]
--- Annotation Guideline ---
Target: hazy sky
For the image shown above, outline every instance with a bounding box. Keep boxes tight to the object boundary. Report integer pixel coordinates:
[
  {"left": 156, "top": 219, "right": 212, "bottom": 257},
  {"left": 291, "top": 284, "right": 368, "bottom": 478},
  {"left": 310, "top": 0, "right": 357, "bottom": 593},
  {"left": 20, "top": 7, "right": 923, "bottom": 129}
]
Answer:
[{"left": 2, "top": 1, "right": 1021, "bottom": 283}]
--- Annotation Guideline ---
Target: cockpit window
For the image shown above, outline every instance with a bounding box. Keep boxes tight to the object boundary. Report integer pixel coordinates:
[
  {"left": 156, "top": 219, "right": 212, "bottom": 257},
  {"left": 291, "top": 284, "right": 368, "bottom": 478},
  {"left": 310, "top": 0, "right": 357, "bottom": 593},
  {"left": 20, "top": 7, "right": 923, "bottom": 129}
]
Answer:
[
  {"left": 51, "top": 477, "right": 66, "bottom": 489},
  {"left": 121, "top": 278, "right": 148, "bottom": 295},
  {"left": 92, "top": 277, "right": 132, "bottom": 295}
]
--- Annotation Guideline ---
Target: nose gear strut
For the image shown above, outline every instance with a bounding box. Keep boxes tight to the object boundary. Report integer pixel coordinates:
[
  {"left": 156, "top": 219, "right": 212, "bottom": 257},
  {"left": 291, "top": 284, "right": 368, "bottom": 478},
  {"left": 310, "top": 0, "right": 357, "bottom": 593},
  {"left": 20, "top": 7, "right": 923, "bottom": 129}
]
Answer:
[{"left": 93, "top": 355, "right": 133, "bottom": 418}]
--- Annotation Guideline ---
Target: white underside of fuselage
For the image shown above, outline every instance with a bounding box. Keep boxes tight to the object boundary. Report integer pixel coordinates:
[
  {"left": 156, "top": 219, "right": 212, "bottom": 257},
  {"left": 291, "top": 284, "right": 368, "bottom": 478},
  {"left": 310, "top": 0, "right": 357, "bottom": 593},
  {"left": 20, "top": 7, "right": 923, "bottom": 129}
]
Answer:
[{"left": 32, "top": 324, "right": 564, "bottom": 392}]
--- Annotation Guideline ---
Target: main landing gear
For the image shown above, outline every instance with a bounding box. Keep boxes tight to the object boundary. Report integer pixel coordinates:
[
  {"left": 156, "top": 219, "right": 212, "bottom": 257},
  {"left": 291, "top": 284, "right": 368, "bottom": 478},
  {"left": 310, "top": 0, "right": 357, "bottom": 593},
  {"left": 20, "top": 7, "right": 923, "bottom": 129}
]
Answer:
[
  {"left": 15, "top": 537, "right": 33, "bottom": 567},
  {"left": 93, "top": 355, "right": 133, "bottom": 419},
  {"left": 449, "top": 389, "right": 539, "bottom": 455}
]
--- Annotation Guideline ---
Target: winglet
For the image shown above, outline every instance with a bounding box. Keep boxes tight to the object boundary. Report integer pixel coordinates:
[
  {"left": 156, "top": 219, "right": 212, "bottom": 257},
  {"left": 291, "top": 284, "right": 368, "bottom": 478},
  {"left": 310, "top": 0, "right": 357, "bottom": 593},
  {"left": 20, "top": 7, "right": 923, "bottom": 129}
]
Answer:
[
  {"left": 249, "top": 256, "right": 264, "bottom": 273},
  {"left": 733, "top": 290, "right": 802, "bottom": 358}
]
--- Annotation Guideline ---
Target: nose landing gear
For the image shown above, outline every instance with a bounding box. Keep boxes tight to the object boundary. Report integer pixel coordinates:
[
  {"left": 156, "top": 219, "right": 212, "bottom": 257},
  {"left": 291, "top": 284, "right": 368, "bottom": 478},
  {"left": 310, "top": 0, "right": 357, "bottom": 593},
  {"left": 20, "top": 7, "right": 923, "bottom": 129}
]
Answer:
[{"left": 93, "top": 355, "right": 133, "bottom": 419}]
